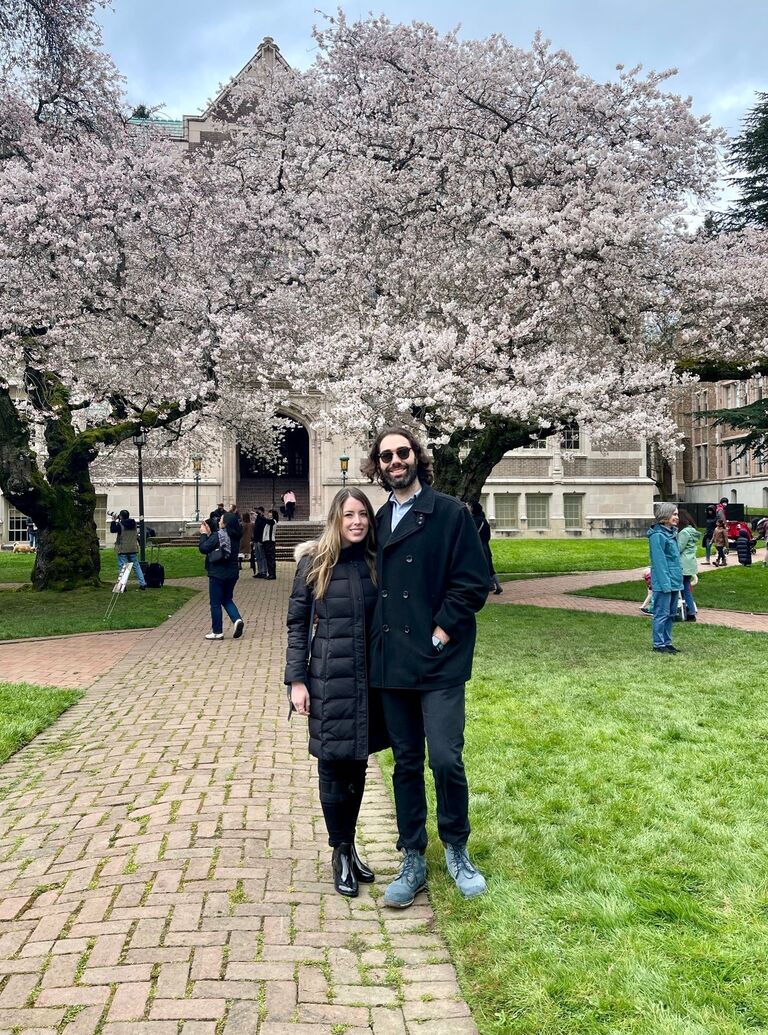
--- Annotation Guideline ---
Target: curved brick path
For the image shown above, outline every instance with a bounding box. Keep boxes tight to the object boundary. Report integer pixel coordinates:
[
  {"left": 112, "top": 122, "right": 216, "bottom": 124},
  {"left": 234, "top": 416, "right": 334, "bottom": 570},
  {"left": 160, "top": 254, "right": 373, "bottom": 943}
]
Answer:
[
  {"left": 489, "top": 549, "right": 768, "bottom": 635},
  {"left": 0, "top": 573, "right": 477, "bottom": 1035}
]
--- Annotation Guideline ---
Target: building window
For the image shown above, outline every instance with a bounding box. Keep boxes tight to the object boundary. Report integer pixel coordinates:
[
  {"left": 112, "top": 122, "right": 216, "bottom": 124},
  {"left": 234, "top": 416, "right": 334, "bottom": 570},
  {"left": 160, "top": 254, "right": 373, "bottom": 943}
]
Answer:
[
  {"left": 495, "top": 494, "right": 519, "bottom": 530},
  {"left": 7, "top": 506, "right": 27, "bottom": 543},
  {"left": 95, "top": 494, "right": 108, "bottom": 543},
  {"left": 695, "top": 444, "right": 708, "bottom": 481},
  {"left": 522, "top": 437, "right": 548, "bottom": 449},
  {"left": 756, "top": 451, "right": 767, "bottom": 474},
  {"left": 526, "top": 494, "right": 550, "bottom": 529},
  {"left": 726, "top": 446, "right": 741, "bottom": 477},
  {"left": 560, "top": 425, "right": 580, "bottom": 450},
  {"left": 563, "top": 494, "right": 583, "bottom": 529}
]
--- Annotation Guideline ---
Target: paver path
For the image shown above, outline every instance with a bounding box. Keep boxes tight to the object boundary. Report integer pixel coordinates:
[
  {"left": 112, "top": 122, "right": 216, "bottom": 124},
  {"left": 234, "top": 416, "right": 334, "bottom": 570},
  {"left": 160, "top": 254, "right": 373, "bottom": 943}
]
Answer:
[
  {"left": 490, "top": 550, "right": 768, "bottom": 634},
  {"left": 0, "top": 572, "right": 477, "bottom": 1035},
  {"left": 0, "top": 631, "right": 147, "bottom": 689}
]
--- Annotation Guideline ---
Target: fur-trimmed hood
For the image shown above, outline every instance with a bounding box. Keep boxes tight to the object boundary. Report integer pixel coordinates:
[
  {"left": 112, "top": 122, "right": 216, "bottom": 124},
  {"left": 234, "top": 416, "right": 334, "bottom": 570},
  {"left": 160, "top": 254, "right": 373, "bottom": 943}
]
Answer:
[{"left": 294, "top": 540, "right": 318, "bottom": 562}]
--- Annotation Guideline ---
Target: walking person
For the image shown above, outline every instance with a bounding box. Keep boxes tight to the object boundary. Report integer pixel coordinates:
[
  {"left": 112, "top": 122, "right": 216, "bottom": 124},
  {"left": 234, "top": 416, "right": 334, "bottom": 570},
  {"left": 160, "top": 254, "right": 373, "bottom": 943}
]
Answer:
[
  {"left": 199, "top": 511, "right": 244, "bottom": 640},
  {"left": 701, "top": 504, "right": 717, "bottom": 564},
  {"left": 735, "top": 528, "right": 753, "bottom": 566},
  {"left": 282, "top": 489, "right": 297, "bottom": 521},
  {"left": 285, "top": 488, "right": 388, "bottom": 897},
  {"left": 470, "top": 501, "right": 503, "bottom": 594},
  {"left": 262, "top": 508, "right": 278, "bottom": 579},
  {"left": 677, "top": 509, "right": 700, "bottom": 622},
  {"left": 647, "top": 502, "right": 683, "bottom": 654},
  {"left": 240, "top": 510, "right": 253, "bottom": 560},
  {"left": 251, "top": 507, "right": 268, "bottom": 578},
  {"left": 712, "top": 519, "right": 729, "bottom": 566},
  {"left": 110, "top": 509, "right": 147, "bottom": 590},
  {"left": 362, "top": 426, "right": 490, "bottom": 907}
]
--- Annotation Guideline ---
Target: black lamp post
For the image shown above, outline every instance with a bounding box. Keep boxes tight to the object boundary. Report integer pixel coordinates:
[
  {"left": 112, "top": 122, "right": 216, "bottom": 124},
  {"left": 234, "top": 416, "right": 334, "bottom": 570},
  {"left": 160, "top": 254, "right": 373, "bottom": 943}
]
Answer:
[
  {"left": 339, "top": 453, "right": 350, "bottom": 487},
  {"left": 132, "top": 428, "right": 148, "bottom": 564},
  {"left": 191, "top": 453, "right": 203, "bottom": 523}
]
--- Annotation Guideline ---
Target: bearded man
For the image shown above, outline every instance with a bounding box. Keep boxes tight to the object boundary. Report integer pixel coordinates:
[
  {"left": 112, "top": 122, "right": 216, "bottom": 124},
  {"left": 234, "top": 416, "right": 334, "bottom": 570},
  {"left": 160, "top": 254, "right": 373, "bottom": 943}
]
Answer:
[{"left": 362, "top": 426, "right": 489, "bottom": 906}]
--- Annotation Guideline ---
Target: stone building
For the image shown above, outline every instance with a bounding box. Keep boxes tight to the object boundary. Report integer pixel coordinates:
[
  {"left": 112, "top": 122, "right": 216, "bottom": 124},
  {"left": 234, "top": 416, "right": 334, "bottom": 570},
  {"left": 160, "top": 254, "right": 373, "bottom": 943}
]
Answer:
[{"left": 0, "top": 38, "right": 656, "bottom": 546}]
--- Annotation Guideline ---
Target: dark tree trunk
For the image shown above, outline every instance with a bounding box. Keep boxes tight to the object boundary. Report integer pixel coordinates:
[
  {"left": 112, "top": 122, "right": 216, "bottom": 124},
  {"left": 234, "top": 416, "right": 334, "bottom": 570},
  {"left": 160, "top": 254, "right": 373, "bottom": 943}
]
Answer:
[
  {"left": 0, "top": 380, "right": 102, "bottom": 590},
  {"left": 430, "top": 416, "right": 539, "bottom": 500}
]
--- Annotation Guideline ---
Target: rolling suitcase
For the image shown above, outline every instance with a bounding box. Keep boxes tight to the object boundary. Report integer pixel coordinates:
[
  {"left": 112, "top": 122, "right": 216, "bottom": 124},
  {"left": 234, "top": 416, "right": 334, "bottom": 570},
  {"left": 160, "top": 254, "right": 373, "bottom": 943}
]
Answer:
[{"left": 143, "top": 542, "right": 165, "bottom": 588}]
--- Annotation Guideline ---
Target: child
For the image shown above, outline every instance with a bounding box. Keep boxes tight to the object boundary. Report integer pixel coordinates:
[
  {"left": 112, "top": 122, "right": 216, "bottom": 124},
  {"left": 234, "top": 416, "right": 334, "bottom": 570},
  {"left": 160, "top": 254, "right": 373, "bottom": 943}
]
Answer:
[
  {"left": 735, "top": 528, "right": 753, "bottom": 566},
  {"left": 712, "top": 519, "right": 729, "bottom": 567},
  {"left": 640, "top": 567, "right": 653, "bottom": 614}
]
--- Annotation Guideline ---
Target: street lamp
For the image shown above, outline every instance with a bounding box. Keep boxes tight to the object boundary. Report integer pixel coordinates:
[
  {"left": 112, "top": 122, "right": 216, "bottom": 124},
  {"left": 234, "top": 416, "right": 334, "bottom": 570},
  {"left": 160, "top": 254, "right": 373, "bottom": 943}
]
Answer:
[
  {"left": 132, "top": 428, "right": 148, "bottom": 564},
  {"left": 339, "top": 453, "right": 350, "bottom": 487},
  {"left": 191, "top": 453, "right": 203, "bottom": 523}
]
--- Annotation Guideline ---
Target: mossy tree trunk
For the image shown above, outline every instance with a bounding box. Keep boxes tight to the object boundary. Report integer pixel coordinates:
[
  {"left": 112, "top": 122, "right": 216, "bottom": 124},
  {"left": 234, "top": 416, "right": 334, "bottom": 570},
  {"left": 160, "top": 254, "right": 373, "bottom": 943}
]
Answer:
[
  {"left": 0, "top": 372, "right": 153, "bottom": 591},
  {"left": 429, "top": 415, "right": 540, "bottom": 501}
]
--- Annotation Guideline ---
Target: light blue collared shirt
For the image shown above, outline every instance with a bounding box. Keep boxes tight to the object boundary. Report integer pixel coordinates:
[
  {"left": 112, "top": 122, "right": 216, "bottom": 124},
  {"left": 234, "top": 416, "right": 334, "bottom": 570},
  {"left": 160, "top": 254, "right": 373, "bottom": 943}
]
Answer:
[{"left": 389, "top": 488, "right": 422, "bottom": 531}]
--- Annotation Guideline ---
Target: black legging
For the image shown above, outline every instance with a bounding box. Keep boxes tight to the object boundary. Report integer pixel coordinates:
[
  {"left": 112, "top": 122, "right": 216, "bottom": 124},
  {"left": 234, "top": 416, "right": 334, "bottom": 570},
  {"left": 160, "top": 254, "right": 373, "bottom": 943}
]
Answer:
[{"left": 317, "top": 758, "right": 368, "bottom": 847}]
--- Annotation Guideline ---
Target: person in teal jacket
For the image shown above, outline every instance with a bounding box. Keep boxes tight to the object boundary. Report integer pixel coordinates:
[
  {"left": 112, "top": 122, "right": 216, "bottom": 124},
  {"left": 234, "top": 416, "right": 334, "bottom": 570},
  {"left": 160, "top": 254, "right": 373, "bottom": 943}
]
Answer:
[
  {"left": 647, "top": 502, "right": 683, "bottom": 653},
  {"left": 676, "top": 510, "right": 700, "bottom": 621}
]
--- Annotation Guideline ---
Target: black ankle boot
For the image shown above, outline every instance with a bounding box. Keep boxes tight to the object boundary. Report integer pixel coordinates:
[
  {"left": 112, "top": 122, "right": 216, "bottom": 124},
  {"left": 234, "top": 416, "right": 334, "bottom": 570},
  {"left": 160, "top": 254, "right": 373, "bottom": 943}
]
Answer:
[
  {"left": 332, "top": 844, "right": 358, "bottom": 897},
  {"left": 350, "top": 843, "right": 375, "bottom": 883}
]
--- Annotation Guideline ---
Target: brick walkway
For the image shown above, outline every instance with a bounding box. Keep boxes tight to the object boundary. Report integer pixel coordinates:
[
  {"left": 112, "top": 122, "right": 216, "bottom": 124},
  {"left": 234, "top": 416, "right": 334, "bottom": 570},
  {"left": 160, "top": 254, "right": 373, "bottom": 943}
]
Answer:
[
  {"left": 0, "top": 631, "right": 147, "bottom": 689},
  {"left": 490, "top": 549, "right": 768, "bottom": 635},
  {"left": 0, "top": 572, "right": 477, "bottom": 1035}
]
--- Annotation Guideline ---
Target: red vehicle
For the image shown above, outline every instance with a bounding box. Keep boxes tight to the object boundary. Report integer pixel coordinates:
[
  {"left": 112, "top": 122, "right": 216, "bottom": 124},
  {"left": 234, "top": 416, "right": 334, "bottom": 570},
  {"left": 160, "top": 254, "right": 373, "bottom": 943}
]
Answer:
[{"left": 727, "top": 520, "right": 754, "bottom": 548}]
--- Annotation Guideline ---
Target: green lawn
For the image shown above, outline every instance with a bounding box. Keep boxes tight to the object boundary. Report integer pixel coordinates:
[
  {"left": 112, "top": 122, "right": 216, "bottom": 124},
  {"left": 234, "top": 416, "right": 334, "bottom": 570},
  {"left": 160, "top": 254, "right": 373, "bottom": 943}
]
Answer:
[
  {"left": 490, "top": 538, "right": 649, "bottom": 574},
  {"left": 0, "top": 682, "right": 83, "bottom": 767},
  {"left": 380, "top": 607, "right": 768, "bottom": 1034},
  {"left": 0, "top": 585, "right": 198, "bottom": 640},
  {"left": 0, "top": 545, "right": 207, "bottom": 584},
  {"left": 573, "top": 564, "right": 768, "bottom": 614}
]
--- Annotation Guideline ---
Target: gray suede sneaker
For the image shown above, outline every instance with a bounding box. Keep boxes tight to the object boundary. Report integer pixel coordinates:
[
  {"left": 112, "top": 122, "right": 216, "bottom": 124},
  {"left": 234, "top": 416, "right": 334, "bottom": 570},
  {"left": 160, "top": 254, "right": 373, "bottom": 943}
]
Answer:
[
  {"left": 445, "top": 843, "right": 487, "bottom": 898},
  {"left": 383, "top": 849, "right": 427, "bottom": 908}
]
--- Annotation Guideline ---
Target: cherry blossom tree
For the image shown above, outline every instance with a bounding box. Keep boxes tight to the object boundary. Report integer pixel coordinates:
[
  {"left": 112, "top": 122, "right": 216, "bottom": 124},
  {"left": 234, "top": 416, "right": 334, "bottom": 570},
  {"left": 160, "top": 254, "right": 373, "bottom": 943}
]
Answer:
[
  {"left": 231, "top": 14, "right": 762, "bottom": 498},
  {"left": 0, "top": 1, "right": 302, "bottom": 589}
]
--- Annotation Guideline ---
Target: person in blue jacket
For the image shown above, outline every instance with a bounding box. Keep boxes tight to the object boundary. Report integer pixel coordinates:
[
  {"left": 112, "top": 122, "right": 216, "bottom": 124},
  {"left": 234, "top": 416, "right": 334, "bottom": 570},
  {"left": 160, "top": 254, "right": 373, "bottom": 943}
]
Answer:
[{"left": 647, "top": 502, "right": 683, "bottom": 654}]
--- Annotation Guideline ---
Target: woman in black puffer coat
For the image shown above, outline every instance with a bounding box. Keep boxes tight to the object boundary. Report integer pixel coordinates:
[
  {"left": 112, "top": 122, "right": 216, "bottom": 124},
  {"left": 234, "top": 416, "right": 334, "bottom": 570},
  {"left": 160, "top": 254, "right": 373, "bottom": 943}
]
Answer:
[{"left": 285, "top": 487, "right": 388, "bottom": 898}]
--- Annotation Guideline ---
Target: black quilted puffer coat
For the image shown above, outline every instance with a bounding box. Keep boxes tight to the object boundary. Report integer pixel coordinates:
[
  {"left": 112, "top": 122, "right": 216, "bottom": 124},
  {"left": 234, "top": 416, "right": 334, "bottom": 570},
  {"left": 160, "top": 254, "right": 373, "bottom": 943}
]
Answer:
[{"left": 284, "top": 542, "right": 389, "bottom": 761}]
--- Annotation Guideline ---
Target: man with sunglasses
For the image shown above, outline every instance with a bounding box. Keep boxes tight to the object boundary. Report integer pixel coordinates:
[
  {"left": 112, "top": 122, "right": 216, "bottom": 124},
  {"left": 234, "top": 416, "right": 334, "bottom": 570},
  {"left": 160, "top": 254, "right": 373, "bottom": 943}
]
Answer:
[{"left": 362, "top": 427, "right": 489, "bottom": 906}]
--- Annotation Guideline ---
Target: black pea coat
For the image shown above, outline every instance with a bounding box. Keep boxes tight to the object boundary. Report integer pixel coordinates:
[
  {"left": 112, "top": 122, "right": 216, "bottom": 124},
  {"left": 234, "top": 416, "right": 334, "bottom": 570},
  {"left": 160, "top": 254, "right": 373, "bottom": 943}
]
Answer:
[
  {"left": 284, "top": 544, "right": 388, "bottom": 761},
  {"left": 369, "top": 484, "right": 489, "bottom": 691}
]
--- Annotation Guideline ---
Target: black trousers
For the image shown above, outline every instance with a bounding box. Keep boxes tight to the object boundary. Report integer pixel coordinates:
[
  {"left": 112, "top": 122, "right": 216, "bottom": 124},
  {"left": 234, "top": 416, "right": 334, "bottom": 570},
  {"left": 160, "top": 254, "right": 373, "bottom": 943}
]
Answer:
[
  {"left": 317, "top": 757, "right": 368, "bottom": 847},
  {"left": 263, "top": 540, "right": 276, "bottom": 577},
  {"left": 379, "top": 683, "right": 469, "bottom": 852}
]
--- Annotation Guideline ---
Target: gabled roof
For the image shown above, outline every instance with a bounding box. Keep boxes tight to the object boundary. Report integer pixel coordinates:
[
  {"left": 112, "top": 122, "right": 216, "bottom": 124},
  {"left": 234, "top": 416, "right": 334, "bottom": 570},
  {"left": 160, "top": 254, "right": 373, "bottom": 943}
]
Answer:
[{"left": 198, "top": 36, "right": 290, "bottom": 122}]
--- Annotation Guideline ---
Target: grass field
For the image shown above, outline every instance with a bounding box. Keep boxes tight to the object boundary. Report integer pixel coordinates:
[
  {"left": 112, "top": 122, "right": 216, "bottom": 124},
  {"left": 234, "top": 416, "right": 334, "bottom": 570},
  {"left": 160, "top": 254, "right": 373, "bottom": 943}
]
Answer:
[
  {"left": 0, "top": 682, "right": 82, "bottom": 767},
  {"left": 490, "top": 538, "right": 650, "bottom": 574},
  {"left": 380, "top": 606, "right": 768, "bottom": 1034},
  {"left": 0, "top": 584, "right": 198, "bottom": 640},
  {"left": 573, "top": 563, "right": 768, "bottom": 614},
  {"left": 0, "top": 545, "right": 207, "bottom": 584}
]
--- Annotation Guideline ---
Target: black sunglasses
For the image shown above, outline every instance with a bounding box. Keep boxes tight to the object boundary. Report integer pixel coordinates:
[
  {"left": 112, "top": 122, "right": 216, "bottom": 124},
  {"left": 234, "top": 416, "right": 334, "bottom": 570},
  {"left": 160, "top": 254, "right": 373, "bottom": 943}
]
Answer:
[{"left": 378, "top": 446, "right": 413, "bottom": 464}]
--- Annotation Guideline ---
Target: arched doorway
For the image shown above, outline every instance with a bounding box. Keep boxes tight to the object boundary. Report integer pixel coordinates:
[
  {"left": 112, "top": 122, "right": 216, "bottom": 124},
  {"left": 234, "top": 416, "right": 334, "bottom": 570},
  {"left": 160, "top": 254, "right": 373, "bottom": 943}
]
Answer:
[{"left": 236, "top": 417, "right": 310, "bottom": 519}]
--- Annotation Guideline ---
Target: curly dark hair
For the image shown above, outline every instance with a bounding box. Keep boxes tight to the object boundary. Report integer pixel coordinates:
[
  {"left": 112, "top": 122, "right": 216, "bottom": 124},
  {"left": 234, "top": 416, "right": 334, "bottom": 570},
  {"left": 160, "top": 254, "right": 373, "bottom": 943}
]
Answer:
[{"left": 361, "top": 426, "right": 434, "bottom": 488}]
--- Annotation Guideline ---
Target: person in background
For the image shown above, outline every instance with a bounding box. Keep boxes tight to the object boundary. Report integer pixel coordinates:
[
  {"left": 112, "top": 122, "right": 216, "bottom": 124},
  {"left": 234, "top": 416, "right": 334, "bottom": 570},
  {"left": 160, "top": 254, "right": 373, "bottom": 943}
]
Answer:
[
  {"left": 735, "top": 528, "right": 753, "bottom": 566},
  {"left": 282, "top": 489, "right": 297, "bottom": 521},
  {"left": 285, "top": 488, "right": 387, "bottom": 897},
  {"left": 211, "top": 502, "right": 226, "bottom": 526},
  {"left": 240, "top": 510, "right": 253, "bottom": 560},
  {"left": 715, "top": 497, "right": 729, "bottom": 523},
  {"left": 262, "top": 508, "right": 279, "bottom": 579},
  {"left": 701, "top": 504, "right": 717, "bottom": 564},
  {"left": 26, "top": 515, "right": 38, "bottom": 549},
  {"left": 251, "top": 507, "right": 268, "bottom": 578},
  {"left": 712, "top": 519, "right": 729, "bottom": 566},
  {"left": 470, "top": 501, "right": 502, "bottom": 594},
  {"left": 647, "top": 502, "right": 683, "bottom": 654},
  {"left": 199, "top": 511, "right": 244, "bottom": 640},
  {"left": 640, "top": 568, "right": 653, "bottom": 615},
  {"left": 676, "top": 509, "right": 700, "bottom": 622},
  {"left": 110, "top": 509, "right": 147, "bottom": 590}
]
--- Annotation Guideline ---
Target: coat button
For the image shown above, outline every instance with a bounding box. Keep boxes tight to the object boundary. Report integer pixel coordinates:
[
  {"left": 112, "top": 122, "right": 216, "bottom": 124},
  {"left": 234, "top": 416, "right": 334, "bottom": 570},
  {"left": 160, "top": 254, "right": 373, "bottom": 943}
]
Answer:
[
  {"left": 383, "top": 624, "right": 390, "bottom": 633},
  {"left": 404, "top": 626, "right": 410, "bottom": 633},
  {"left": 405, "top": 555, "right": 413, "bottom": 563},
  {"left": 382, "top": 590, "right": 388, "bottom": 597},
  {"left": 402, "top": 590, "right": 409, "bottom": 598}
]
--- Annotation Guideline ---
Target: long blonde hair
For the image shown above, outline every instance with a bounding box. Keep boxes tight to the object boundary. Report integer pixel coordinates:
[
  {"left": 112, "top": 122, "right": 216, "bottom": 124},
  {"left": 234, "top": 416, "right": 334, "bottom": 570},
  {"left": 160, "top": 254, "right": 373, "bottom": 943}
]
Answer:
[{"left": 306, "top": 488, "right": 377, "bottom": 600}]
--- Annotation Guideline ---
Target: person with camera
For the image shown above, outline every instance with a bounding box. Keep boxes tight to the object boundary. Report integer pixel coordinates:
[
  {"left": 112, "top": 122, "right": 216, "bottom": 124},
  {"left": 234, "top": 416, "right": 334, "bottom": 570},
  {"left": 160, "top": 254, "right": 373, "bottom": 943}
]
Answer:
[
  {"left": 110, "top": 509, "right": 147, "bottom": 590},
  {"left": 199, "top": 511, "right": 244, "bottom": 641}
]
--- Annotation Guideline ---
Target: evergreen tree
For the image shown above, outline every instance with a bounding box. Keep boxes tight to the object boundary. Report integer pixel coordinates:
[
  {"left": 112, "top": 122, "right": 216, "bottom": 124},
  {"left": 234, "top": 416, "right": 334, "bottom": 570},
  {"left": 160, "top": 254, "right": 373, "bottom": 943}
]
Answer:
[{"left": 727, "top": 91, "right": 768, "bottom": 229}]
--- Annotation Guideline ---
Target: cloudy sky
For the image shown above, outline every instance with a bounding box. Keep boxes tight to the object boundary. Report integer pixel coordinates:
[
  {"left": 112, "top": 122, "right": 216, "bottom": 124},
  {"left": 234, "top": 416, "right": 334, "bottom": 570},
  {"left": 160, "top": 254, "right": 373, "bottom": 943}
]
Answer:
[{"left": 99, "top": 0, "right": 766, "bottom": 139}]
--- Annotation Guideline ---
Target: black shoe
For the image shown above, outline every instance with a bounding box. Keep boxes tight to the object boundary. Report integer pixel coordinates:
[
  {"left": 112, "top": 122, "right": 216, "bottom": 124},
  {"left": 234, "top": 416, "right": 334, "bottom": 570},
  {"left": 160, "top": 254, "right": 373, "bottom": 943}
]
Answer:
[
  {"left": 685, "top": 615, "right": 697, "bottom": 622},
  {"left": 665, "top": 646, "right": 681, "bottom": 654},
  {"left": 266, "top": 575, "right": 276, "bottom": 580},
  {"left": 350, "top": 843, "right": 375, "bottom": 883},
  {"left": 255, "top": 573, "right": 267, "bottom": 579},
  {"left": 652, "top": 646, "right": 668, "bottom": 653},
  {"left": 332, "top": 844, "right": 358, "bottom": 897}
]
